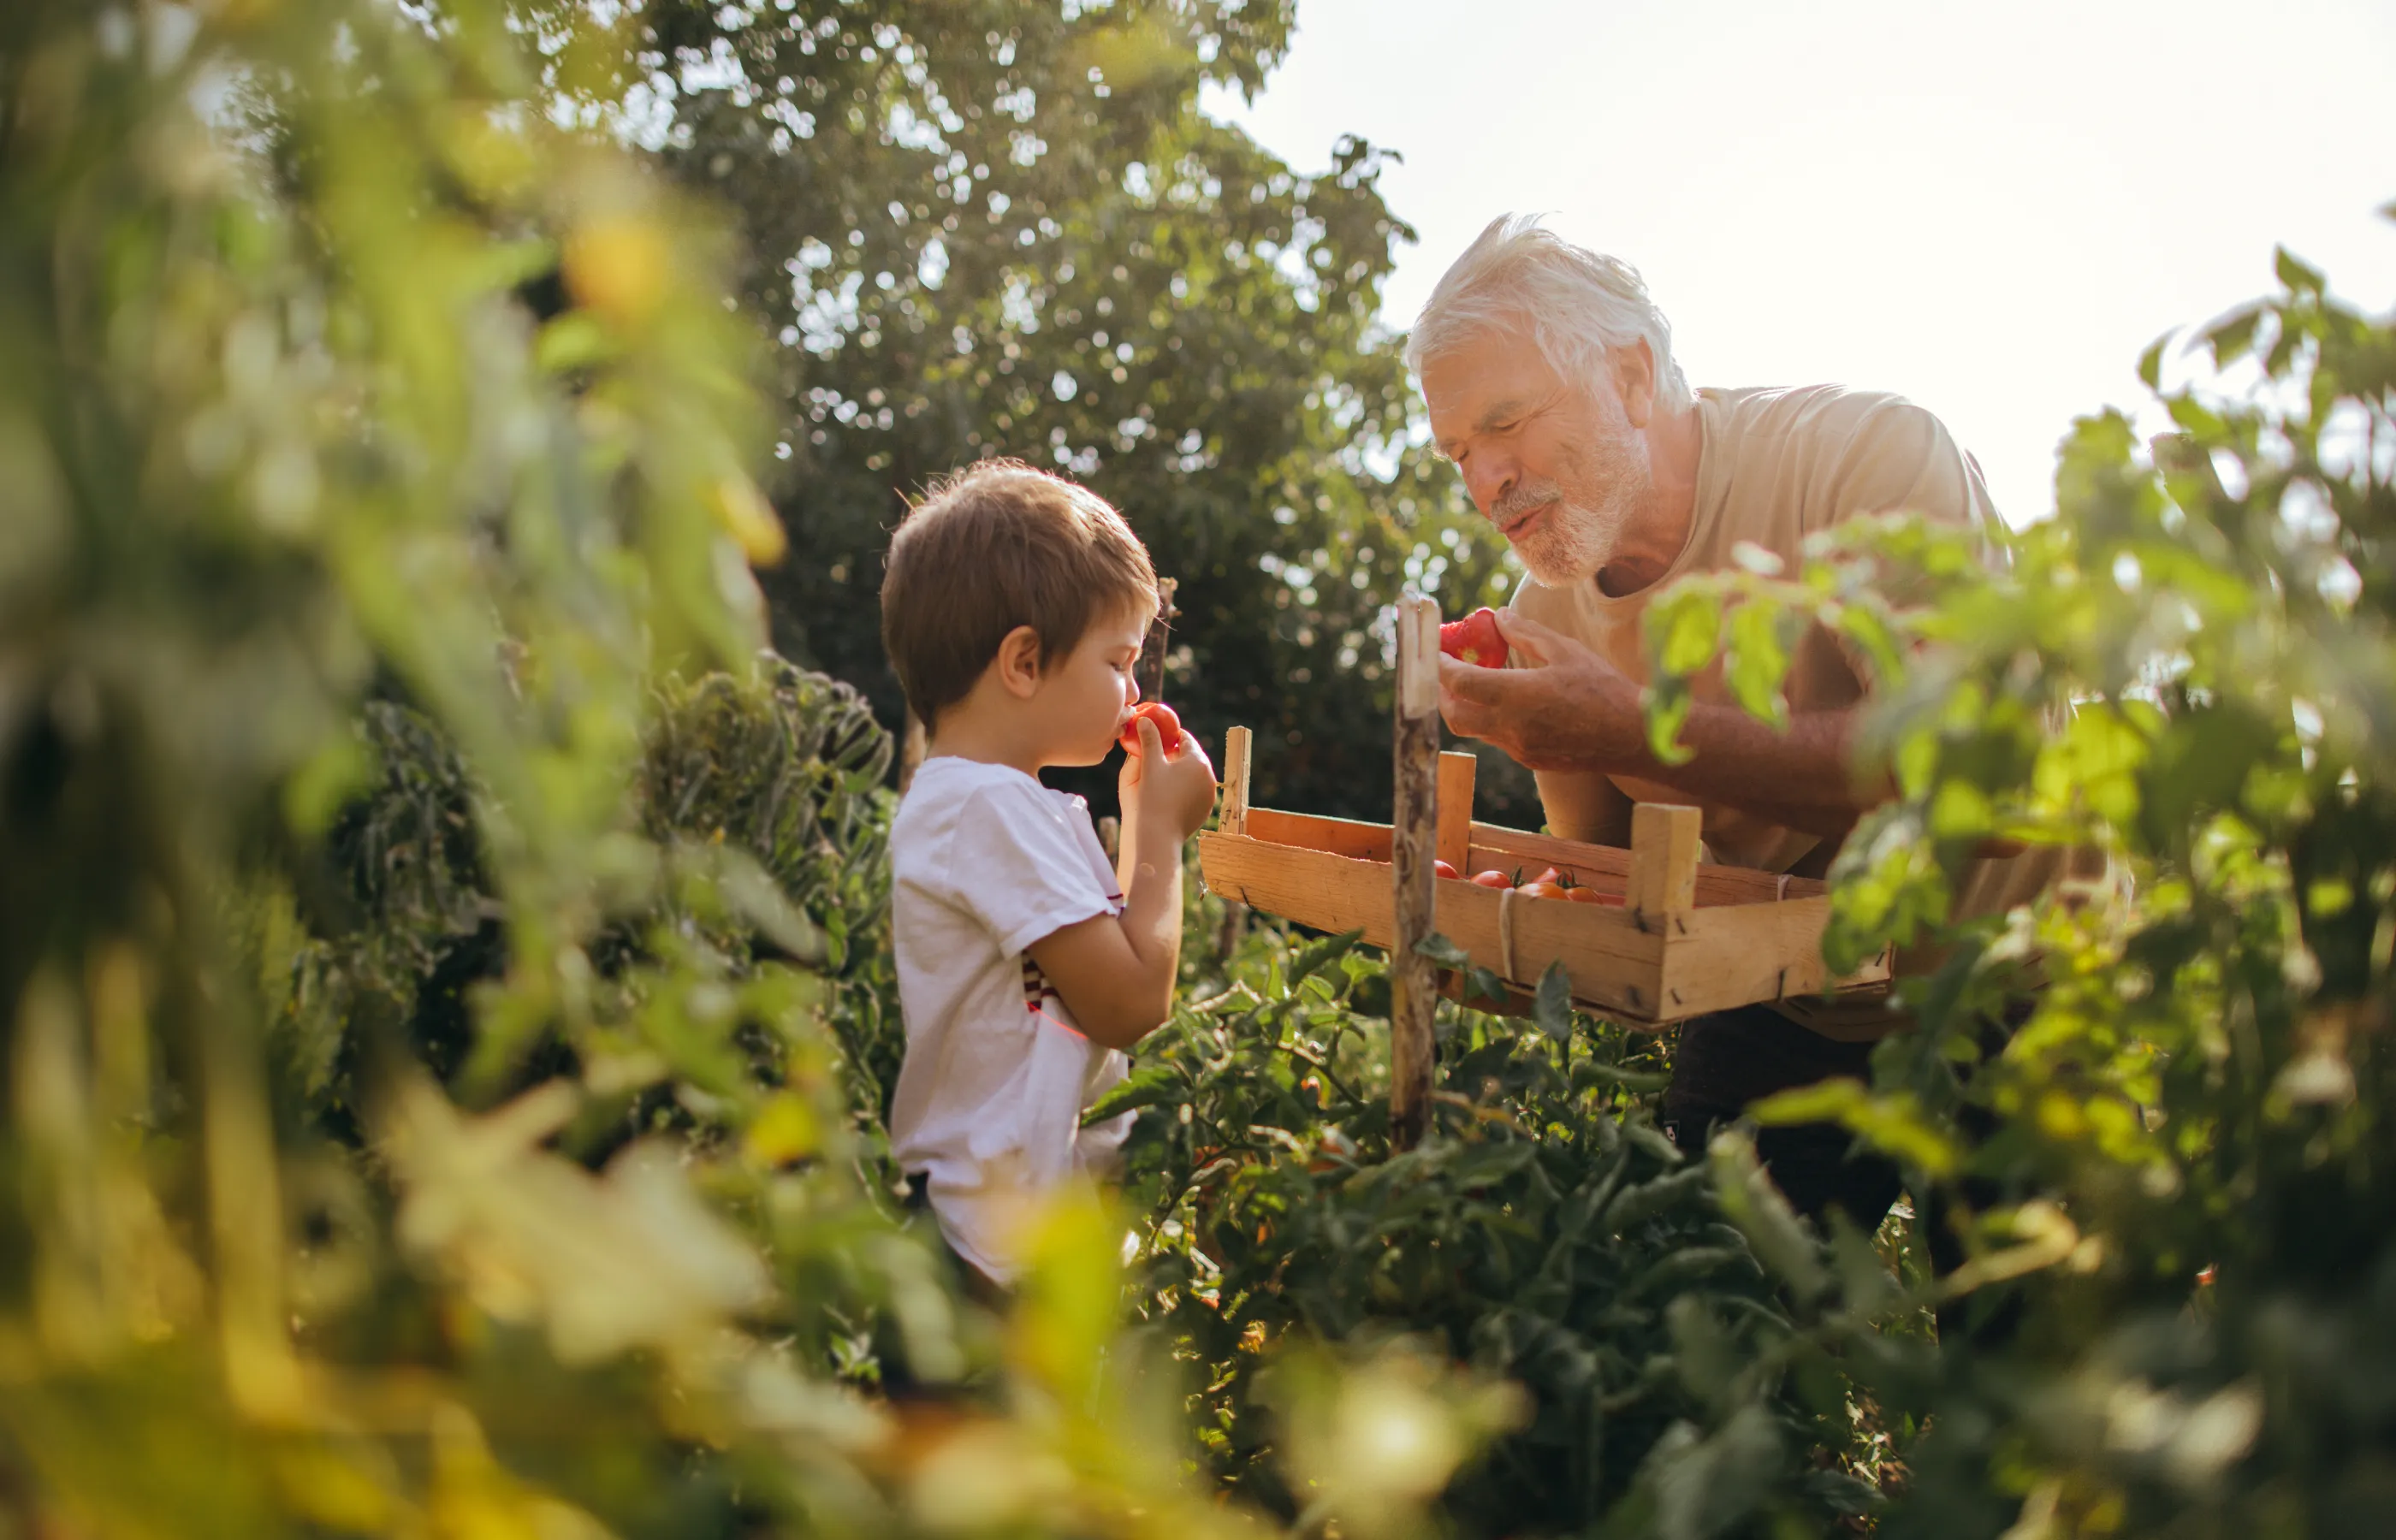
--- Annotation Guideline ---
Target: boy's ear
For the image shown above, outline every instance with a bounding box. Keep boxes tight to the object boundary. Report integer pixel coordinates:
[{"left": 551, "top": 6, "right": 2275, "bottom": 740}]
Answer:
[{"left": 992, "top": 624, "right": 1046, "bottom": 699}]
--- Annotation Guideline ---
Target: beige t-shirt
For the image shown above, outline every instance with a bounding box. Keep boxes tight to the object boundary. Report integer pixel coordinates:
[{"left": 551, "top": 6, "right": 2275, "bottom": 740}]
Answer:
[{"left": 1512, "top": 384, "right": 2089, "bottom": 1036}]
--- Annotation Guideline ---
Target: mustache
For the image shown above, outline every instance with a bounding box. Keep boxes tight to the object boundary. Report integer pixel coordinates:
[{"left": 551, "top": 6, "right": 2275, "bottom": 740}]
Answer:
[{"left": 1491, "top": 480, "right": 1564, "bottom": 526}]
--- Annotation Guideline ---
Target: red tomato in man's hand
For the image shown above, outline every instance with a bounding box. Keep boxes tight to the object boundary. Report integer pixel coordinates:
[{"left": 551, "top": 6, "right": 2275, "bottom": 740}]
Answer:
[
  {"left": 1468, "top": 869, "right": 1513, "bottom": 889},
  {"left": 1117, "top": 702, "right": 1183, "bottom": 754},
  {"left": 1438, "top": 607, "right": 1510, "bottom": 669}
]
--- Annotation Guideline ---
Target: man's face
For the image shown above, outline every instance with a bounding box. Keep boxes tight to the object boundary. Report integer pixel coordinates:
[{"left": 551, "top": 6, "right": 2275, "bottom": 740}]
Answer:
[{"left": 1421, "top": 325, "right": 1653, "bottom": 587}]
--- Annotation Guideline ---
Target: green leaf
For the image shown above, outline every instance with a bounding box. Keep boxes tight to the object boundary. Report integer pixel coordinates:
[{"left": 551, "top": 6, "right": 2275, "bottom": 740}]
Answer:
[
  {"left": 1082, "top": 1063, "right": 1186, "bottom": 1124},
  {"left": 1723, "top": 601, "right": 1791, "bottom": 728},
  {"left": 2203, "top": 304, "right": 2264, "bottom": 367},
  {"left": 1708, "top": 1129, "right": 1828, "bottom": 1305},
  {"left": 2138, "top": 333, "right": 2169, "bottom": 391},
  {"left": 1643, "top": 688, "right": 1696, "bottom": 768},
  {"left": 1533, "top": 961, "right": 1572, "bottom": 1040},
  {"left": 2274, "top": 245, "right": 2326, "bottom": 295},
  {"left": 1650, "top": 587, "right": 1724, "bottom": 678},
  {"left": 1413, "top": 932, "right": 1470, "bottom": 968},
  {"left": 1289, "top": 928, "right": 1364, "bottom": 989},
  {"left": 1747, "top": 1077, "right": 1868, "bottom": 1126}
]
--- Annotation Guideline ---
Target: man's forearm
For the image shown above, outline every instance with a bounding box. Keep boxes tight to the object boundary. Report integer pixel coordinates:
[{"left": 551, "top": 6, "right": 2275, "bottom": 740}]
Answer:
[{"left": 1617, "top": 702, "right": 1889, "bottom": 835}]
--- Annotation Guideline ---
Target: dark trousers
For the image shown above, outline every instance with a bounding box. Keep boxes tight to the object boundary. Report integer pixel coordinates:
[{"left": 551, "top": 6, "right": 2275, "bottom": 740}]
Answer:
[{"left": 1658, "top": 1004, "right": 2018, "bottom": 1342}]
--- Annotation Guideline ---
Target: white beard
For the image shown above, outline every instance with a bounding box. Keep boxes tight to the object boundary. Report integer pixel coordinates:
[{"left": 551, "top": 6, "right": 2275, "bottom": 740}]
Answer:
[
  {"left": 1508, "top": 406, "right": 1653, "bottom": 588},
  {"left": 1514, "top": 495, "right": 1626, "bottom": 587}
]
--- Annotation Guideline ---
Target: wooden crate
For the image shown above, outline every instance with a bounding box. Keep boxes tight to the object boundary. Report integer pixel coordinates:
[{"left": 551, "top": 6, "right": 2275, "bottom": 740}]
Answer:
[{"left": 1196, "top": 732, "right": 1890, "bottom": 1026}]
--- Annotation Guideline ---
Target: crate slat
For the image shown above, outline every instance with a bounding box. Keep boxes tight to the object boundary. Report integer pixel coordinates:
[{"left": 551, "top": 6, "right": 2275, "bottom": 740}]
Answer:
[{"left": 1195, "top": 826, "right": 1889, "bottom": 1026}]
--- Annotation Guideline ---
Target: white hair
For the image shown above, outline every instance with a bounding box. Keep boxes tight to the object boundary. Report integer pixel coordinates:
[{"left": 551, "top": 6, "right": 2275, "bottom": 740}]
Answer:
[{"left": 1404, "top": 213, "right": 1692, "bottom": 412}]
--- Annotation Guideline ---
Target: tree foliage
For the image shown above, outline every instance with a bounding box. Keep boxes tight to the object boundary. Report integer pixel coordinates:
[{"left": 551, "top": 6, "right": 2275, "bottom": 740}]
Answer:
[{"left": 601, "top": 0, "right": 1531, "bottom": 820}]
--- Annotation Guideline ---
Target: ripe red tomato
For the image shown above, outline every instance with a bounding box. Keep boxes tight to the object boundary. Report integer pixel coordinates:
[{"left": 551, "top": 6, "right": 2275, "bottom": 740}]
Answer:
[
  {"left": 1468, "top": 869, "right": 1513, "bottom": 889},
  {"left": 1530, "top": 867, "right": 1561, "bottom": 887},
  {"left": 1437, "top": 607, "right": 1510, "bottom": 669},
  {"left": 1518, "top": 880, "right": 1566, "bottom": 901},
  {"left": 1117, "top": 701, "right": 1183, "bottom": 754},
  {"left": 1433, "top": 859, "right": 1461, "bottom": 880}
]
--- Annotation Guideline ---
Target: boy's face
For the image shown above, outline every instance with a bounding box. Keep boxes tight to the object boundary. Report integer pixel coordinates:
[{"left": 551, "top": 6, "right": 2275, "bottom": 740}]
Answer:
[{"left": 1035, "top": 601, "right": 1151, "bottom": 767}]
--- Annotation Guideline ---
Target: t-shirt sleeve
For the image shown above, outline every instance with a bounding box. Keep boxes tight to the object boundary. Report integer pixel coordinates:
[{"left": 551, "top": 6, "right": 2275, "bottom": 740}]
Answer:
[
  {"left": 1817, "top": 397, "right": 2009, "bottom": 607},
  {"left": 1822, "top": 397, "right": 2001, "bottom": 536},
  {"left": 934, "top": 781, "right": 1119, "bottom": 959}
]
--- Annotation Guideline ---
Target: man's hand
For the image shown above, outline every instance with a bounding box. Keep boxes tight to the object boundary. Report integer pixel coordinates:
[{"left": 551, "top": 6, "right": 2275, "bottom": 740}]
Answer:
[
  {"left": 1119, "top": 714, "right": 1217, "bottom": 839},
  {"left": 1440, "top": 608, "right": 1892, "bottom": 840},
  {"left": 1438, "top": 609, "right": 1644, "bottom": 773}
]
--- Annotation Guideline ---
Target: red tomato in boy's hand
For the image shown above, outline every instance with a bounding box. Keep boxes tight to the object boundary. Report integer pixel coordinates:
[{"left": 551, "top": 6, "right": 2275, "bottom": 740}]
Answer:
[
  {"left": 1118, "top": 702, "right": 1183, "bottom": 754},
  {"left": 1438, "top": 607, "right": 1510, "bottom": 669}
]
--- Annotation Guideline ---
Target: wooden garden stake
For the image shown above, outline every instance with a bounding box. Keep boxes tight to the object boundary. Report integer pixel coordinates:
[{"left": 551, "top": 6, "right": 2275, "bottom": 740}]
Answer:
[
  {"left": 1436, "top": 750, "right": 1477, "bottom": 875},
  {"left": 1219, "top": 725, "right": 1252, "bottom": 838},
  {"left": 1390, "top": 595, "right": 1441, "bottom": 1150}
]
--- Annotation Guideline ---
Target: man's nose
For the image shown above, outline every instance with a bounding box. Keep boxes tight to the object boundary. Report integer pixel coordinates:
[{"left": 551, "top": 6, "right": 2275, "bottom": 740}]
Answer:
[{"left": 1463, "top": 455, "right": 1515, "bottom": 517}]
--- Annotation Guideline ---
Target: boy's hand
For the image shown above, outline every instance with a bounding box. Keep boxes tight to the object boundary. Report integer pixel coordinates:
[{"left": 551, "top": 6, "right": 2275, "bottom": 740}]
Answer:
[{"left": 1120, "top": 714, "right": 1216, "bottom": 840}]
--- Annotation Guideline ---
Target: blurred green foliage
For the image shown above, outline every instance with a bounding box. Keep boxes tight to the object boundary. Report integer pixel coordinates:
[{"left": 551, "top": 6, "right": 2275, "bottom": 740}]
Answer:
[{"left": 0, "top": 4, "right": 1487, "bottom": 1536}]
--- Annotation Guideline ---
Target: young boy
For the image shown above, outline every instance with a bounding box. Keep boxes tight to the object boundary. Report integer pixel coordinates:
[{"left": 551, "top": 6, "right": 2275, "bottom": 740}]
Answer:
[{"left": 880, "top": 459, "right": 1218, "bottom": 1288}]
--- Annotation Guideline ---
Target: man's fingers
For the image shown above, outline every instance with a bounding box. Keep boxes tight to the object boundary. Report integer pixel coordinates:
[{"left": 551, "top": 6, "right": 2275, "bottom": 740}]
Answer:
[
  {"left": 1437, "top": 657, "right": 1521, "bottom": 742},
  {"left": 1437, "top": 652, "right": 1512, "bottom": 702},
  {"left": 1492, "top": 607, "right": 1569, "bottom": 666}
]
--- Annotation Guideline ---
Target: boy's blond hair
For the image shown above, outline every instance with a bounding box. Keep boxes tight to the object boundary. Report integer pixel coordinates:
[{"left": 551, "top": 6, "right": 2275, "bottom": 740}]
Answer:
[{"left": 881, "top": 459, "right": 1159, "bottom": 727}]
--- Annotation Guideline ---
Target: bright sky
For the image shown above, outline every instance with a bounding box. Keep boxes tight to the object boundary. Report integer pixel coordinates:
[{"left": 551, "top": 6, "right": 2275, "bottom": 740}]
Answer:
[{"left": 1202, "top": 0, "right": 2396, "bottom": 526}]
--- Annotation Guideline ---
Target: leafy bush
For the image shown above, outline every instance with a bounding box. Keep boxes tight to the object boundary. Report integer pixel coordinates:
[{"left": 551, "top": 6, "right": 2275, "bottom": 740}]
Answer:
[
  {"left": 1634, "top": 232, "right": 2396, "bottom": 1537},
  {"left": 605, "top": 0, "right": 1540, "bottom": 825},
  {"left": 1101, "top": 924, "right": 1879, "bottom": 1537}
]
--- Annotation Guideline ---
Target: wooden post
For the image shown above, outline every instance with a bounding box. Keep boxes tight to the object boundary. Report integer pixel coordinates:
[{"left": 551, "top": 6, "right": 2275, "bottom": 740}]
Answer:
[
  {"left": 1436, "top": 751, "right": 1477, "bottom": 875},
  {"left": 1219, "top": 725, "right": 1252, "bottom": 838},
  {"left": 1628, "top": 803, "right": 1702, "bottom": 929},
  {"left": 1391, "top": 595, "right": 1442, "bottom": 1151}
]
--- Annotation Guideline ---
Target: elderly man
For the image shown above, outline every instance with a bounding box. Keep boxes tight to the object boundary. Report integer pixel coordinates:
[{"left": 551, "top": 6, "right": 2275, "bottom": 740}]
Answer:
[{"left": 1410, "top": 214, "right": 2082, "bottom": 1233}]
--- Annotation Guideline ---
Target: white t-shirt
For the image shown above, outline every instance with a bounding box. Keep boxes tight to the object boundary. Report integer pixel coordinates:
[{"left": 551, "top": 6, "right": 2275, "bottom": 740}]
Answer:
[{"left": 887, "top": 755, "right": 1134, "bottom": 1282}]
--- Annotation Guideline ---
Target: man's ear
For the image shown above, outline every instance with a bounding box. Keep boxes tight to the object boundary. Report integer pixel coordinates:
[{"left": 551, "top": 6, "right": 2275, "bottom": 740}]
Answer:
[
  {"left": 992, "top": 624, "right": 1046, "bottom": 699},
  {"left": 1614, "top": 340, "right": 1658, "bottom": 429}
]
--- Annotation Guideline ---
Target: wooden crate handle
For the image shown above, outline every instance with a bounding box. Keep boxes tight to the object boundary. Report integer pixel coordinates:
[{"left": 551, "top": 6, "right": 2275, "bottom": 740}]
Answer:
[
  {"left": 1629, "top": 803, "right": 1701, "bottom": 931},
  {"left": 1219, "top": 725, "right": 1252, "bottom": 838},
  {"left": 1390, "top": 595, "right": 1442, "bottom": 1151}
]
